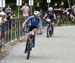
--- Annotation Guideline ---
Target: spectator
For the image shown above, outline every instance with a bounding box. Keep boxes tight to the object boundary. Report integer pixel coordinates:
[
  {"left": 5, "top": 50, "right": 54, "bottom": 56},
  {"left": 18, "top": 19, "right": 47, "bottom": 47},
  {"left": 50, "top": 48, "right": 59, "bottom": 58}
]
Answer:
[
  {"left": 0, "top": 8, "right": 7, "bottom": 48},
  {"left": 54, "top": 2, "right": 61, "bottom": 25},
  {"left": 34, "top": 2, "right": 43, "bottom": 34},
  {"left": 72, "top": 5, "right": 75, "bottom": 17},
  {"left": 5, "top": 6, "right": 12, "bottom": 13},
  {"left": 54, "top": 1, "right": 65, "bottom": 25},
  {"left": 54, "top": 2, "right": 59, "bottom": 18},
  {"left": 59, "top": 1, "right": 65, "bottom": 19},
  {"left": 34, "top": 2, "right": 42, "bottom": 16},
  {"left": 5, "top": 6, "right": 13, "bottom": 41},
  {"left": 21, "top": 3, "right": 30, "bottom": 21},
  {"left": 5, "top": 6, "right": 13, "bottom": 29}
]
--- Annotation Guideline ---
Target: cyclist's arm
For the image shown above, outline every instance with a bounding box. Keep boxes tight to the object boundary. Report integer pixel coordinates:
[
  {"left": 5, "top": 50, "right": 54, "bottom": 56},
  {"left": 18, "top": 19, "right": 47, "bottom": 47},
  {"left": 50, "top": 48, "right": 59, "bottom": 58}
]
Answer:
[
  {"left": 43, "top": 13, "right": 47, "bottom": 20},
  {"left": 28, "top": 7, "right": 30, "bottom": 14},
  {"left": 22, "top": 16, "right": 32, "bottom": 28},
  {"left": 21, "top": 6, "right": 24, "bottom": 11},
  {"left": 54, "top": 13, "right": 56, "bottom": 20},
  {"left": 22, "top": 20, "right": 28, "bottom": 28},
  {"left": 4, "top": 15, "right": 7, "bottom": 22}
]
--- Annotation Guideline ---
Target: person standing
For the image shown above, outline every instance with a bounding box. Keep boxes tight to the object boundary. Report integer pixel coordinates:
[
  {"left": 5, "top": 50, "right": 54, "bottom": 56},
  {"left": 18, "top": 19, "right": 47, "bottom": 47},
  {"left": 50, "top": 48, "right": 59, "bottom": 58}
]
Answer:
[
  {"left": 34, "top": 2, "right": 43, "bottom": 34},
  {"left": 21, "top": 3, "right": 30, "bottom": 33},
  {"left": 35, "top": 2, "right": 42, "bottom": 12},
  {"left": 5, "top": 6, "right": 13, "bottom": 29},
  {"left": 0, "top": 8, "right": 7, "bottom": 49},
  {"left": 21, "top": 3, "right": 30, "bottom": 21},
  {"left": 5, "top": 6, "right": 13, "bottom": 41}
]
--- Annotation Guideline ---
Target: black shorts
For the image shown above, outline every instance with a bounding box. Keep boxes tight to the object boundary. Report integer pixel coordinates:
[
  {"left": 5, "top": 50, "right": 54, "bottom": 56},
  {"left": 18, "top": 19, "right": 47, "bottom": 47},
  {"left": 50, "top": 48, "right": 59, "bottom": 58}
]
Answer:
[{"left": 29, "top": 26, "right": 37, "bottom": 32}]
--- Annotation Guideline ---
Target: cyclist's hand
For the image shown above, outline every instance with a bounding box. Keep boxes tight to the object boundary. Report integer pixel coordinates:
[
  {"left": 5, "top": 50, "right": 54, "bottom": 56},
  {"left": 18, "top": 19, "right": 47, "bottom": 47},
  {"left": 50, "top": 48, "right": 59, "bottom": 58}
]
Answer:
[{"left": 46, "top": 18, "right": 51, "bottom": 22}]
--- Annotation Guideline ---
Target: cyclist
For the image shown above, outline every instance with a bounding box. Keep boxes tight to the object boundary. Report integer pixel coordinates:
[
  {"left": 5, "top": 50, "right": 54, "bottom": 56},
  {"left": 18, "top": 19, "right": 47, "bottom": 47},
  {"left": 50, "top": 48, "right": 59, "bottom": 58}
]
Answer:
[
  {"left": 43, "top": 7, "right": 56, "bottom": 35},
  {"left": 63, "top": 7, "right": 75, "bottom": 22},
  {"left": 22, "top": 11, "right": 42, "bottom": 53}
]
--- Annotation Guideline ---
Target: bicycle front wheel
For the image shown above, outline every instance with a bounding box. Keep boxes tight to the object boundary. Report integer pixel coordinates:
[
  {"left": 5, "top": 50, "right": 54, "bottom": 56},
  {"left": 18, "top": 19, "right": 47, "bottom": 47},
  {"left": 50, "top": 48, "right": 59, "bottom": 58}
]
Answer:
[{"left": 27, "top": 50, "right": 30, "bottom": 60}]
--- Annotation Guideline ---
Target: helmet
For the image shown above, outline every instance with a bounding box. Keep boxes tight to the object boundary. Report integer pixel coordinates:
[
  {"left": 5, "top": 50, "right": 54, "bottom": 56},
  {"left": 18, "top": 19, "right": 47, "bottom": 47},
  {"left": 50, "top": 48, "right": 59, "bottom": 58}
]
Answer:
[
  {"left": 48, "top": 7, "right": 53, "bottom": 11},
  {"left": 34, "top": 11, "right": 40, "bottom": 16}
]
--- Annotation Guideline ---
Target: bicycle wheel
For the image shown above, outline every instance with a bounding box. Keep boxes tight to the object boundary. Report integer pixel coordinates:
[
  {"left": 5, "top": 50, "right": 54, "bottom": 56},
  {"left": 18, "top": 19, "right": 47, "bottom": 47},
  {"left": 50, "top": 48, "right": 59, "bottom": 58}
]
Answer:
[
  {"left": 27, "top": 49, "right": 30, "bottom": 60},
  {"left": 49, "top": 31, "right": 52, "bottom": 37},
  {"left": 26, "top": 39, "right": 32, "bottom": 59},
  {"left": 49, "top": 26, "right": 53, "bottom": 37},
  {"left": 47, "top": 26, "right": 49, "bottom": 38}
]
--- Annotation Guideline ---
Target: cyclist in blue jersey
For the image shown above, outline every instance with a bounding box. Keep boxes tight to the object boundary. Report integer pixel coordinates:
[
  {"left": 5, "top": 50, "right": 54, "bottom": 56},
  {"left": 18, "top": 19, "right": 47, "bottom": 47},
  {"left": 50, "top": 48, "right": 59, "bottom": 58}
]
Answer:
[{"left": 22, "top": 11, "right": 42, "bottom": 53}]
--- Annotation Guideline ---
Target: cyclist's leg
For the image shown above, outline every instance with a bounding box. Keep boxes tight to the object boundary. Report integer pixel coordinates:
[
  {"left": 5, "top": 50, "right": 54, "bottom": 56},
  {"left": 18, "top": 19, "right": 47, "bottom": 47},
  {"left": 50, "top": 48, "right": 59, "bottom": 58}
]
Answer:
[
  {"left": 30, "top": 27, "right": 37, "bottom": 47},
  {"left": 38, "top": 21, "right": 43, "bottom": 34},
  {"left": 32, "top": 35, "right": 35, "bottom": 47},
  {"left": 51, "top": 22, "right": 54, "bottom": 35}
]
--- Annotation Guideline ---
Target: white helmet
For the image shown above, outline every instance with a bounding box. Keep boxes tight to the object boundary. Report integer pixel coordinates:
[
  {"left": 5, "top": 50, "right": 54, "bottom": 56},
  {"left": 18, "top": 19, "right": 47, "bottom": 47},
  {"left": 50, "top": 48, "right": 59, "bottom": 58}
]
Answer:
[
  {"left": 34, "top": 11, "right": 40, "bottom": 16},
  {"left": 48, "top": 7, "right": 53, "bottom": 11}
]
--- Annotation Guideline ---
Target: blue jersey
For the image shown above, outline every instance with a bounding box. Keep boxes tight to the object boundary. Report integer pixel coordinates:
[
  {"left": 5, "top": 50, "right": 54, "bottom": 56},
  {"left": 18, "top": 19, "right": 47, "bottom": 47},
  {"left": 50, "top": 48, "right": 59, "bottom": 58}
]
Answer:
[{"left": 27, "top": 16, "right": 42, "bottom": 27}]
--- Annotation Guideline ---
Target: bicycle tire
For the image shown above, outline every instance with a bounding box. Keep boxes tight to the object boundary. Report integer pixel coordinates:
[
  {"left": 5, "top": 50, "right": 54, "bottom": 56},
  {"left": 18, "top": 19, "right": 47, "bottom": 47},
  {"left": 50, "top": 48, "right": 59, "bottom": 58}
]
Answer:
[
  {"left": 26, "top": 50, "right": 30, "bottom": 60},
  {"left": 26, "top": 39, "right": 32, "bottom": 59},
  {"left": 49, "top": 31, "right": 52, "bottom": 37},
  {"left": 47, "top": 26, "right": 49, "bottom": 38}
]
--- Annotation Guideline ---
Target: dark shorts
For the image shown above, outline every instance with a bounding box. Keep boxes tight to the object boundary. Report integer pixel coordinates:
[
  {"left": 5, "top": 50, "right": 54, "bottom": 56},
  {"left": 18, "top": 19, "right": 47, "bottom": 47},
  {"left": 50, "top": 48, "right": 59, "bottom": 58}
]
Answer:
[{"left": 29, "top": 26, "right": 37, "bottom": 32}]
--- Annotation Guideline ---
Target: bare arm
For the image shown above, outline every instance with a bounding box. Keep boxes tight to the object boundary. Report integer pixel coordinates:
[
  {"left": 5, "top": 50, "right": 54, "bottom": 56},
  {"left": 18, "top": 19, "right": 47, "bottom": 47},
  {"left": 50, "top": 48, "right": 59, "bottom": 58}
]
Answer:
[
  {"left": 54, "top": 13, "right": 56, "bottom": 20},
  {"left": 22, "top": 20, "right": 28, "bottom": 28},
  {"left": 43, "top": 13, "right": 47, "bottom": 20}
]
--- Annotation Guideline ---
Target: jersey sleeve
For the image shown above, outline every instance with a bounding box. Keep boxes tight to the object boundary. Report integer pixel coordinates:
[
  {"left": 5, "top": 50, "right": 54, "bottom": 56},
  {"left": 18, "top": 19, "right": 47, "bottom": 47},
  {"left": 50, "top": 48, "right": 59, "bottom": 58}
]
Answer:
[{"left": 26, "top": 16, "right": 33, "bottom": 22}]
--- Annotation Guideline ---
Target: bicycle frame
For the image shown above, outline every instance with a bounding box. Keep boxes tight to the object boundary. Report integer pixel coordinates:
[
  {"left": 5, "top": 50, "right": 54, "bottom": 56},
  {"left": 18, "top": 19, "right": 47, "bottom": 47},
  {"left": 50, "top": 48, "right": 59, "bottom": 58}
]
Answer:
[
  {"left": 47, "top": 22, "right": 53, "bottom": 38},
  {"left": 26, "top": 34, "right": 35, "bottom": 59}
]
